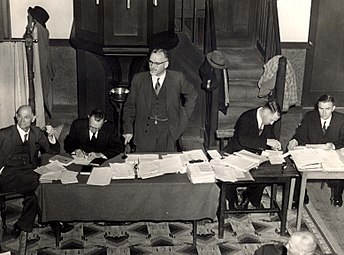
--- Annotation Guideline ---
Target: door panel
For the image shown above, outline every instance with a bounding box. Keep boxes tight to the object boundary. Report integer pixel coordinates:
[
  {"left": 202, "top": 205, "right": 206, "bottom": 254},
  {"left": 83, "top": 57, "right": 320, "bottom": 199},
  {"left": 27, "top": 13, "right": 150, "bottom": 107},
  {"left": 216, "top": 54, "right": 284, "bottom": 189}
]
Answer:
[{"left": 302, "top": 0, "right": 344, "bottom": 106}]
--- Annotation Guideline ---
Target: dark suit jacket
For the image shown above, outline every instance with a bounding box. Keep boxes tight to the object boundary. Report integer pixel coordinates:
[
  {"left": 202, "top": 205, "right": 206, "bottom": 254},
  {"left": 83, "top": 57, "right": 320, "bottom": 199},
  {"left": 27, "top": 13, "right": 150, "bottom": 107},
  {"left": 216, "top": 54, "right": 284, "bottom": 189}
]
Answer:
[
  {"left": 224, "top": 108, "right": 277, "bottom": 154},
  {"left": 64, "top": 119, "right": 123, "bottom": 159},
  {"left": 254, "top": 244, "right": 287, "bottom": 255},
  {"left": 293, "top": 110, "right": 344, "bottom": 149},
  {"left": 123, "top": 70, "right": 198, "bottom": 148},
  {"left": 0, "top": 125, "right": 60, "bottom": 169}
]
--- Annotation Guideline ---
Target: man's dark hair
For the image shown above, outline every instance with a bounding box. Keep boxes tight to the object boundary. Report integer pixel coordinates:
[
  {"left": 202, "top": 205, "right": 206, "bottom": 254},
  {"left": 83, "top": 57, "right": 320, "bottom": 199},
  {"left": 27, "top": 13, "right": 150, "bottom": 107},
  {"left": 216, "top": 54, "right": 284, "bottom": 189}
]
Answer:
[
  {"left": 263, "top": 100, "right": 282, "bottom": 116},
  {"left": 89, "top": 109, "right": 106, "bottom": 121},
  {"left": 317, "top": 94, "right": 335, "bottom": 105},
  {"left": 151, "top": 48, "right": 169, "bottom": 60}
]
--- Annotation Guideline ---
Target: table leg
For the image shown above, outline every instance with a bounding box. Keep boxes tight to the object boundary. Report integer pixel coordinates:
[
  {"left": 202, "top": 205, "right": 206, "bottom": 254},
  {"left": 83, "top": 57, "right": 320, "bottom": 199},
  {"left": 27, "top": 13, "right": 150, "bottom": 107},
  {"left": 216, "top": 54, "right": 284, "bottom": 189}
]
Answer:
[
  {"left": 296, "top": 172, "right": 308, "bottom": 230},
  {"left": 280, "top": 179, "right": 291, "bottom": 235},
  {"left": 192, "top": 221, "right": 197, "bottom": 246},
  {"left": 218, "top": 183, "right": 226, "bottom": 239},
  {"left": 288, "top": 178, "right": 296, "bottom": 210},
  {"left": 55, "top": 222, "right": 61, "bottom": 247}
]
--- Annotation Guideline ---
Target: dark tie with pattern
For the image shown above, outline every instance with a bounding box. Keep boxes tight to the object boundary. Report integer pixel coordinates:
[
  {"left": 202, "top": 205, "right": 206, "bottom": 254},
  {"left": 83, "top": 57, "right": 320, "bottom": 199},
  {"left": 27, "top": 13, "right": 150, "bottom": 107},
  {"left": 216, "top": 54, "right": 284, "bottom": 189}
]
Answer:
[
  {"left": 322, "top": 121, "right": 327, "bottom": 134},
  {"left": 24, "top": 133, "right": 28, "bottom": 143},
  {"left": 154, "top": 78, "right": 161, "bottom": 95}
]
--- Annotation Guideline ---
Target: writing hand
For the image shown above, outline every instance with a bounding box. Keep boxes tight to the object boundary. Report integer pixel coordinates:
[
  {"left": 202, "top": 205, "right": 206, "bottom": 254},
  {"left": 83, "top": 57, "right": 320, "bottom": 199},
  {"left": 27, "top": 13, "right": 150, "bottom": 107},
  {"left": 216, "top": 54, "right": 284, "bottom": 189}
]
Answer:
[
  {"left": 287, "top": 139, "right": 298, "bottom": 151},
  {"left": 74, "top": 149, "right": 86, "bottom": 158},
  {"left": 267, "top": 139, "right": 282, "bottom": 151}
]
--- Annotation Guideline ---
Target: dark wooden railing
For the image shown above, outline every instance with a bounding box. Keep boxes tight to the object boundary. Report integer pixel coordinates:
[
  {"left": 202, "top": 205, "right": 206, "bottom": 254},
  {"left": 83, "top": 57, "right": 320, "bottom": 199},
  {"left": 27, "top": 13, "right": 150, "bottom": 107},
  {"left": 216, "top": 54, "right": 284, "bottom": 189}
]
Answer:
[
  {"left": 203, "top": 0, "right": 216, "bottom": 54},
  {"left": 256, "top": 0, "right": 281, "bottom": 62}
]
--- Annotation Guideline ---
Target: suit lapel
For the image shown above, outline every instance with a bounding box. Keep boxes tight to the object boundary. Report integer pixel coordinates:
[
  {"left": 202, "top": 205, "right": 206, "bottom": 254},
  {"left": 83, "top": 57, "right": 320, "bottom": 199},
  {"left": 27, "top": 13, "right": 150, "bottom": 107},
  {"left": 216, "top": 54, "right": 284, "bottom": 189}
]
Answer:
[
  {"left": 164, "top": 71, "right": 172, "bottom": 110},
  {"left": 143, "top": 73, "right": 153, "bottom": 111}
]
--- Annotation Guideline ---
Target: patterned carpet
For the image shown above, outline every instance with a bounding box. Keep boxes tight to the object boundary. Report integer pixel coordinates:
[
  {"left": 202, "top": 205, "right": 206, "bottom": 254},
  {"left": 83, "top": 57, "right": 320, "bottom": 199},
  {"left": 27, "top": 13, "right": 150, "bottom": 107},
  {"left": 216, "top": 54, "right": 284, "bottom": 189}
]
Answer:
[{"left": 0, "top": 188, "right": 337, "bottom": 255}]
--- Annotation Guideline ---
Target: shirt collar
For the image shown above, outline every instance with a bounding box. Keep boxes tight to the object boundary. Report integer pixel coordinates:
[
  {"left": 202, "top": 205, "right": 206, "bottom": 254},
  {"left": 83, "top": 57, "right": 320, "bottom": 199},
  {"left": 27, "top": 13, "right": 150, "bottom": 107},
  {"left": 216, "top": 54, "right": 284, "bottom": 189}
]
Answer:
[
  {"left": 321, "top": 115, "right": 332, "bottom": 128},
  {"left": 17, "top": 125, "right": 30, "bottom": 141},
  {"left": 256, "top": 107, "right": 264, "bottom": 129},
  {"left": 151, "top": 71, "right": 167, "bottom": 87},
  {"left": 89, "top": 130, "right": 98, "bottom": 140}
]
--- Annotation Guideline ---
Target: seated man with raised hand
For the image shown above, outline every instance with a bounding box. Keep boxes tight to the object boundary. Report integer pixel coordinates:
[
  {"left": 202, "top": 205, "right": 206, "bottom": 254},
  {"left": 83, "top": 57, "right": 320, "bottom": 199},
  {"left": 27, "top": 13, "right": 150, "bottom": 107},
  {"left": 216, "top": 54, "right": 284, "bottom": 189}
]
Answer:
[
  {"left": 0, "top": 105, "right": 60, "bottom": 238},
  {"left": 224, "top": 101, "right": 282, "bottom": 209},
  {"left": 64, "top": 109, "right": 123, "bottom": 160},
  {"left": 288, "top": 94, "right": 344, "bottom": 207}
]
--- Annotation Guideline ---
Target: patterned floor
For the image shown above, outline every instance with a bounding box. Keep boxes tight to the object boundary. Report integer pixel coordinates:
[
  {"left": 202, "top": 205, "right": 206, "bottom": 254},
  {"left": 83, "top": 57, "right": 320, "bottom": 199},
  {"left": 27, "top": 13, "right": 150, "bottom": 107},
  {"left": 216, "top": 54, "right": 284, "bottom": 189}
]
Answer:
[{"left": 0, "top": 189, "right": 336, "bottom": 255}]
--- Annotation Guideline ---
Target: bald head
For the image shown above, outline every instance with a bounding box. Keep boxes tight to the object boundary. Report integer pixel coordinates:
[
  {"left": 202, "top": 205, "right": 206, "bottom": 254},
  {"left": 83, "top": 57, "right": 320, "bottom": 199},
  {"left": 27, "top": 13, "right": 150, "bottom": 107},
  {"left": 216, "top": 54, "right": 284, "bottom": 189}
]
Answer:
[
  {"left": 286, "top": 231, "right": 316, "bottom": 255},
  {"left": 16, "top": 105, "right": 36, "bottom": 132}
]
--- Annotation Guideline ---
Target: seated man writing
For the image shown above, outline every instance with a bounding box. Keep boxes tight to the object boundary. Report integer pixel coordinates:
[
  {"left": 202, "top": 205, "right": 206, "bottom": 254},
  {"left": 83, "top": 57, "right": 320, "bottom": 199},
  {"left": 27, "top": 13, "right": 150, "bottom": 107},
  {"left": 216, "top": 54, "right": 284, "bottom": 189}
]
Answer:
[
  {"left": 0, "top": 105, "right": 60, "bottom": 238},
  {"left": 64, "top": 109, "right": 123, "bottom": 159},
  {"left": 287, "top": 94, "right": 344, "bottom": 207},
  {"left": 224, "top": 101, "right": 282, "bottom": 209}
]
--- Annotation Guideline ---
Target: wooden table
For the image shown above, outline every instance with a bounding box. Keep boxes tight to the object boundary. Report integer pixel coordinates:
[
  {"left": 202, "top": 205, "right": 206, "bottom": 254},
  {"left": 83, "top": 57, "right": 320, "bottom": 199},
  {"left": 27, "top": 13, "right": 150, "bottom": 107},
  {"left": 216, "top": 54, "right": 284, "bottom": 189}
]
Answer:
[
  {"left": 296, "top": 170, "right": 344, "bottom": 230},
  {"left": 38, "top": 162, "right": 220, "bottom": 246},
  {"left": 218, "top": 159, "right": 299, "bottom": 238}
]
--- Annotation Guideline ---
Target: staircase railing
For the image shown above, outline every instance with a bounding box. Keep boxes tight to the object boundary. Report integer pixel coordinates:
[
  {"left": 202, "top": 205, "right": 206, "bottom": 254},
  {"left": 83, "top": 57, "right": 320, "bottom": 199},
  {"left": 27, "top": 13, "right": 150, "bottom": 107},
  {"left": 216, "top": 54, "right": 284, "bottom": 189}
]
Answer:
[
  {"left": 203, "top": 0, "right": 216, "bottom": 54},
  {"left": 256, "top": 0, "right": 281, "bottom": 62}
]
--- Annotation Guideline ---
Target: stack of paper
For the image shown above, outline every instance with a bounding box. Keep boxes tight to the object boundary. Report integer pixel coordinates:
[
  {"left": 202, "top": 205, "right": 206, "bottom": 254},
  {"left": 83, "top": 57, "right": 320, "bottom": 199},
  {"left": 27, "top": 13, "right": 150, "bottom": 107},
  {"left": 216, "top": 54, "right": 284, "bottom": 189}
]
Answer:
[
  {"left": 289, "top": 149, "right": 323, "bottom": 170},
  {"left": 35, "top": 161, "right": 78, "bottom": 184},
  {"left": 87, "top": 167, "right": 112, "bottom": 186},
  {"left": 221, "top": 155, "right": 259, "bottom": 172},
  {"left": 186, "top": 161, "right": 215, "bottom": 184},
  {"left": 234, "top": 150, "right": 268, "bottom": 165},
  {"left": 110, "top": 162, "right": 136, "bottom": 179},
  {"left": 210, "top": 158, "right": 253, "bottom": 182},
  {"left": 317, "top": 149, "right": 344, "bottom": 172},
  {"left": 137, "top": 161, "right": 162, "bottom": 179},
  {"left": 261, "top": 150, "right": 286, "bottom": 165}
]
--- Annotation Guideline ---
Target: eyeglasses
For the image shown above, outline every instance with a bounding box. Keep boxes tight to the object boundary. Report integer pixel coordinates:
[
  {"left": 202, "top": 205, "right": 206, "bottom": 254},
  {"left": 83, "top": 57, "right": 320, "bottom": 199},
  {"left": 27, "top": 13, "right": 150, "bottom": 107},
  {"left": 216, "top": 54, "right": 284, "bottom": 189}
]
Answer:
[{"left": 148, "top": 60, "right": 168, "bottom": 66}]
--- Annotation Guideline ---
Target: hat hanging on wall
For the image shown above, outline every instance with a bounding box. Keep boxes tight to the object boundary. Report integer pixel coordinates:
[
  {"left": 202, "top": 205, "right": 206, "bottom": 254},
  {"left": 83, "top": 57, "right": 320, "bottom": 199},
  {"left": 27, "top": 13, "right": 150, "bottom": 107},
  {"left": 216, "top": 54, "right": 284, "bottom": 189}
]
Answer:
[
  {"left": 28, "top": 6, "right": 50, "bottom": 28},
  {"left": 206, "top": 50, "right": 229, "bottom": 69}
]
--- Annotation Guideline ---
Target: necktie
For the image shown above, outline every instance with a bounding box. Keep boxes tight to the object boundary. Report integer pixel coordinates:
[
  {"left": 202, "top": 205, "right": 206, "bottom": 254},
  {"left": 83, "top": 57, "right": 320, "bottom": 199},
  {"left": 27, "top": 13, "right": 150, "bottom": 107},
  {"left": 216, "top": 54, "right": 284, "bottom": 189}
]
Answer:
[
  {"left": 24, "top": 133, "right": 28, "bottom": 143},
  {"left": 259, "top": 123, "right": 264, "bottom": 136},
  {"left": 154, "top": 78, "right": 161, "bottom": 95},
  {"left": 322, "top": 121, "right": 327, "bottom": 134},
  {"left": 90, "top": 132, "right": 97, "bottom": 145}
]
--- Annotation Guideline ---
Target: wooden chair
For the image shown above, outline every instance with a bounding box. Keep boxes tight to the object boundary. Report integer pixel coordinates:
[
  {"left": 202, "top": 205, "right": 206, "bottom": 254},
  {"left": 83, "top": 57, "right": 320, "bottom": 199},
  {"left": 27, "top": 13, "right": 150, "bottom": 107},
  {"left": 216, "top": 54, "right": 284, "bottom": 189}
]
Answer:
[{"left": 0, "top": 191, "right": 24, "bottom": 230}]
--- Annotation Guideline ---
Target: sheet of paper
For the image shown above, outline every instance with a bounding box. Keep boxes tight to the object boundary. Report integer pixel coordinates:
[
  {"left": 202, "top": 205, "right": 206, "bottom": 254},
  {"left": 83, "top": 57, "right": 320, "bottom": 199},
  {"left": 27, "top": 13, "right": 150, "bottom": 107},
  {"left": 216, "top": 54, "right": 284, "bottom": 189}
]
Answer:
[
  {"left": 157, "top": 156, "right": 184, "bottom": 174},
  {"left": 72, "top": 155, "right": 93, "bottom": 166},
  {"left": 289, "top": 149, "right": 323, "bottom": 168},
  {"left": 35, "top": 161, "right": 66, "bottom": 174},
  {"left": 110, "top": 162, "right": 135, "bottom": 179},
  {"left": 183, "top": 149, "right": 208, "bottom": 163},
  {"left": 60, "top": 170, "right": 79, "bottom": 184},
  {"left": 87, "top": 167, "right": 112, "bottom": 186},
  {"left": 207, "top": 150, "right": 222, "bottom": 159},
  {"left": 137, "top": 161, "right": 162, "bottom": 179},
  {"left": 49, "top": 154, "right": 74, "bottom": 166},
  {"left": 221, "top": 155, "right": 258, "bottom": 172}
]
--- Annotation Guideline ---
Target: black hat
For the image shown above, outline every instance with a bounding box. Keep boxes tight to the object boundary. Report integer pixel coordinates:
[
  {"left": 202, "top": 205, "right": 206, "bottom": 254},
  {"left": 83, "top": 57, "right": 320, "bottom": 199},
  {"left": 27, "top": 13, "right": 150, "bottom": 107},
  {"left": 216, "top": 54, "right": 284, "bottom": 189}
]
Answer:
[
  {"left": 206, "top": 50, "right": 229, "bottom": 69},
  {"left": 28, "top": 6, "right": 49, "bottom": 28}
]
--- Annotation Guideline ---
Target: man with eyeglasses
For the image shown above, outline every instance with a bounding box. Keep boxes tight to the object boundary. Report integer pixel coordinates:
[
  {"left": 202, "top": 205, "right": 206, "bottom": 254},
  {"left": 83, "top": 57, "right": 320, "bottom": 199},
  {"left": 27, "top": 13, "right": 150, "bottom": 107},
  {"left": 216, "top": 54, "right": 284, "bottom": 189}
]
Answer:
[
  {"left": 64, "top": 109, "right": 123, "bottom": 159},
  {"left": 0, "top": 105, "right": 60, "bottom": 238},
  {"left": 122, "top": 48, "right": 198, "bottom": 152}
]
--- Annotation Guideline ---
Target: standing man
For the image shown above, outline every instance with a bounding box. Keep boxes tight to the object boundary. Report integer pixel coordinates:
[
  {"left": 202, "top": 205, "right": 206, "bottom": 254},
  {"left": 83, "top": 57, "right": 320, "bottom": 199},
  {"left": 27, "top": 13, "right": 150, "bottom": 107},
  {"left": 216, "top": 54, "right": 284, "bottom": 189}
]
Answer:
[
  {"left": 64, "top": 109, "right": 123, "bottom": 159},
  {"left": 224, "top": 101, "right": 282, "bottom": 209},
  {"left": 288, "top": 94, "right": 344, "bottom": 207},
  {"left": 122, "top": 48, "right": 198, "bottom": 152},
  {"left": 0, "top": 105, "right": 60, "bottom": 238}
]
